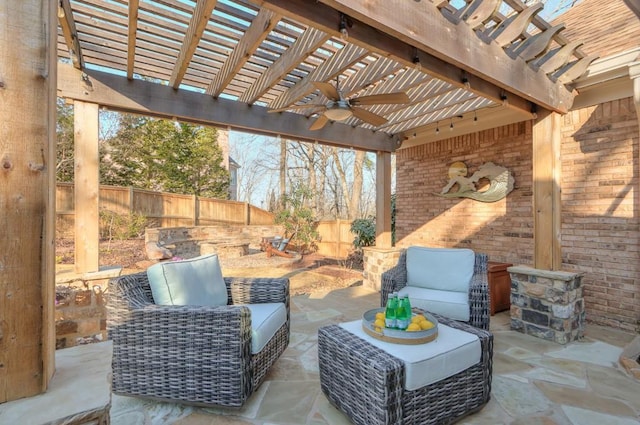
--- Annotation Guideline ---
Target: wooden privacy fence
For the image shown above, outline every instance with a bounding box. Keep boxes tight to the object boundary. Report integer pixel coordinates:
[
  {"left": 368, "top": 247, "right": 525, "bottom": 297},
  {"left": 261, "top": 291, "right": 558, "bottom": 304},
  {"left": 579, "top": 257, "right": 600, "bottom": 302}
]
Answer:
[
  {"left": 56, "top": 183, "right": 275, "bottom": 231},
  {"left": 315, "top": 219, "right": 355, "bottom": 259}
]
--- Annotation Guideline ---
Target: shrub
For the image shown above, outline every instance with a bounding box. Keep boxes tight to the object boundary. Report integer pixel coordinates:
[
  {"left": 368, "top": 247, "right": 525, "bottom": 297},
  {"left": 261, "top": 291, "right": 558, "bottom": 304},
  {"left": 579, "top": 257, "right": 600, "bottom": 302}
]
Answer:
[
  {"left": 275, "top": 184, "right": 320, "bottom": 254},
  {"left": 351, "top": 217, "right": 376, "bottom": 249},
  {"left": 99, "top": 210, "right": 148, "bottom": 241}
]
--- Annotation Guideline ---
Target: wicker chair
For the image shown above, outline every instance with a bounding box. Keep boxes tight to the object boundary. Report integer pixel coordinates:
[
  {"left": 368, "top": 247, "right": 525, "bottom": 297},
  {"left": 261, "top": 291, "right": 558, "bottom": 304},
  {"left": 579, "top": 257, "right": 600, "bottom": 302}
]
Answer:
[
  {"left": 107, "top": 272, "right": 290, "bottom": 407},
  {"left": 381, "top": 248, "right": 490, "bottom": 330}
]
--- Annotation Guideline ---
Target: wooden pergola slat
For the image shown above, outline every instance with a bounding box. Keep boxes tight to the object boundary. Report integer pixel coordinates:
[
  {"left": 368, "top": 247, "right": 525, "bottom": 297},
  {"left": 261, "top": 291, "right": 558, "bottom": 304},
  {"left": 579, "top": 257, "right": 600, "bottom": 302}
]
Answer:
[
  {"left": 207, "top": 8, "right": 280, "bottom": 97},
  {"left": 238, "top": 27, "right": 330, "bottom": 104},
  {"left": 169, "top": 0, "right": 218, "bottom": 89},
  {"left": 269, "top": 43, "right": 369, "bottom": 109}
]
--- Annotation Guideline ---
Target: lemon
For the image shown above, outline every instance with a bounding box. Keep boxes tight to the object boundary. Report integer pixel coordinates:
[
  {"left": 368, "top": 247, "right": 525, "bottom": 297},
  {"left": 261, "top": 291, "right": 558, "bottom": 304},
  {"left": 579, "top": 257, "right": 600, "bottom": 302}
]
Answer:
[
  {"left": 374, "top": 319, "right": 386, "bottom": 328},
  {"left": 374, "top": 326, "right": 382, "bottom": 333},
  {"left": 404, "top": 323, "right": 419, "bottom": 332},
  {"left": 412, "top": 314, "right": 426, "bottom": 323},
  {"left": 419, "top": 320, "right": 435, "bottom": 330},
  {"left": 375, "top": 312, "right": 385, "bottom": 321}
]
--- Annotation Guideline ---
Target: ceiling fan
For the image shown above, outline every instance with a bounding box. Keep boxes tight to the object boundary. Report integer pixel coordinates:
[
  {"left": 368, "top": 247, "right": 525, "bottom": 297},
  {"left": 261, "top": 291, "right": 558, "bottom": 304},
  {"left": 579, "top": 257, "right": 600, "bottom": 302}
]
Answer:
[{"left": 268, "top": 79, "right": 410, "bottom": 130}]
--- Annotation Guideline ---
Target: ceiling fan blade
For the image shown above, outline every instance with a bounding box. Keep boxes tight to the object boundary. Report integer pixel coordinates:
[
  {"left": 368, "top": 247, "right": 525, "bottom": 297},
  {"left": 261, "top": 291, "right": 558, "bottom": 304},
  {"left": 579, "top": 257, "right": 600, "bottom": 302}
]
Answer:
[
  {"left": 309, "top": 114, "right": 330, "bottom": 131},
  {"left": 268, "top": 104, "right": 326, "bottom": 113},
  {"left": 350, "top": 91, "right": 410, "bottom": 106},
  {"left": 312, "top": 81, "right": 340, "bottom": 100},
  {"left": 350, "top": 106, "right": 388, "bottom": 127}
]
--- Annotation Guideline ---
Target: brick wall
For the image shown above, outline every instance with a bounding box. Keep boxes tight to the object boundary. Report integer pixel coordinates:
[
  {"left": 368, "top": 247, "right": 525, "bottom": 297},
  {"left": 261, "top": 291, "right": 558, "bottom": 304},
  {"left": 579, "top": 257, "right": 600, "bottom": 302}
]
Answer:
[
  {"left": 560, "top": 97, "right": 639, "bottom": 332},
  {"left": 396, "top": 122, "right": 534, "bottom": 266},
  {"left": 396, "top": 101, "right": 639, "bottom": 332}
]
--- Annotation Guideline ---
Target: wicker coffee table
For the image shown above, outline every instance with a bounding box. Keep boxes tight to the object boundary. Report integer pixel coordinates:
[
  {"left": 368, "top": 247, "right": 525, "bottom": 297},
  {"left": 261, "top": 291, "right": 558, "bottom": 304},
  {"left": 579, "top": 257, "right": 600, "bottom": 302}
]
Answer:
[{"left": 318, "top": 313, "right": 493, "bottom": 425}]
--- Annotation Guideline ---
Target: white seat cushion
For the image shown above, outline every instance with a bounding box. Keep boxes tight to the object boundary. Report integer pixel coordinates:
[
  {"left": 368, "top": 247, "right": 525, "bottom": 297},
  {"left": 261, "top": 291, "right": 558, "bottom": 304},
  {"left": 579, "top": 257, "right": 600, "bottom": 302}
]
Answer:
[
  {"left": 147, "top": 254, "right": 227, "bottom": 307},
  {"left": 339, "top": 320, "right": 480, "bottom": 391},
  {"left": 406, "top": 247, "right": 475, "bottom": 292},
  {"left": 398, "top": 286, "right": 470, "bottom": 322},
  {"left": 242, "top": 303, "right": 287, "bottom": 354}
]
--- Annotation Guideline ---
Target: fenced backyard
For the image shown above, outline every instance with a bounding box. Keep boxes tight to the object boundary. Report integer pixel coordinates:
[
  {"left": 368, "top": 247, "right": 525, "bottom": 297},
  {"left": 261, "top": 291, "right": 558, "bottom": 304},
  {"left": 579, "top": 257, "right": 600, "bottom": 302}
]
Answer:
[{"left": 56, "top": 183, "right": 356, "bottom": 259}]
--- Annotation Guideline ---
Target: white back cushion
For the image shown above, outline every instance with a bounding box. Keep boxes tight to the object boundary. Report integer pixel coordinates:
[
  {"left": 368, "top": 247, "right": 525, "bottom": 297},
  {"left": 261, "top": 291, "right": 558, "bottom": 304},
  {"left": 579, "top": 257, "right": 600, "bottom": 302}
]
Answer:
[
  {"left": 147, "top": 254, "right": 227, "bottom": 306},
  {"left": 406, "top": 247, "right": 475, "bottom": 293}
]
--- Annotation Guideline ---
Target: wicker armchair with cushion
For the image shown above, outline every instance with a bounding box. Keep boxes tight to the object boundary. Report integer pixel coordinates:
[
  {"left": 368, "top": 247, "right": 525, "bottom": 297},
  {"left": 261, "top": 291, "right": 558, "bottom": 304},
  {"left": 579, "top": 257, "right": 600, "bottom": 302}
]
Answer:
[
  {"left": 107, "top": 254, "right": 290, "bottom": 408},
  {"left": 381, "top": 246, "right": 490, "bottom": 330}
]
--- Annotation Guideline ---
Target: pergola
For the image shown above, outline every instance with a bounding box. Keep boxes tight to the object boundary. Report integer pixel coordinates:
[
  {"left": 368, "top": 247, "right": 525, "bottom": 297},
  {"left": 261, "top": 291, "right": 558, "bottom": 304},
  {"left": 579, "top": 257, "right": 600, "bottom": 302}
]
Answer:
[{"left": 2, "top": 0, "right": 592, "bottom": 403}]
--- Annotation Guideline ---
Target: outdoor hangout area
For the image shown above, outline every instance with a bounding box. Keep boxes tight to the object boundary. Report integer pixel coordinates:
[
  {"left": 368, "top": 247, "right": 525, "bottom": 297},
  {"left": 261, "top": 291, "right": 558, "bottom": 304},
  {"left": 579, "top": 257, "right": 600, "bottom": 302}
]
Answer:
[{"left": 3, "top": 0, "right": 640, "bottom": 424}]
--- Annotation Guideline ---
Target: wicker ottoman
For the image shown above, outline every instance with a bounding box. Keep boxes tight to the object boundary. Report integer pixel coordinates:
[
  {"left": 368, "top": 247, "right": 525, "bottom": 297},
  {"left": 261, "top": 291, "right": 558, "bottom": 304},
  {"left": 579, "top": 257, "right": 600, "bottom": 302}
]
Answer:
[{"left": 318, "top": 314, "right": 493, "bottom": 425}]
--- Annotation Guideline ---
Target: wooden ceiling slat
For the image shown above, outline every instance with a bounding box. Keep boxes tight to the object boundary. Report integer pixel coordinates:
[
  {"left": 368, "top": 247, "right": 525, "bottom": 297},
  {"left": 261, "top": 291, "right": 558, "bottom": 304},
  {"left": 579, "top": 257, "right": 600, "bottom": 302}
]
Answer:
[
  {"left": 170, "top": 0, "right": 219, "bottom": 88},
  {"left": 239, "top": 27, "right": 330, "bottom": 104},
  {"left": 269, "top": 43, "right": 369, "bottom": 110},
  {"left": 127, "top": 0, "right": 140, "bottom": 79}
]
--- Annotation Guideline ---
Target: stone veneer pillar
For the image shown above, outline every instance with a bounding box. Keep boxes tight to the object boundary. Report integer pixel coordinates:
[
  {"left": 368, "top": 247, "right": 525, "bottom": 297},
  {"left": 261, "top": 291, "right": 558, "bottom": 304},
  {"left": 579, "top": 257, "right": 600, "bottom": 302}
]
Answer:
[
  {"left": 362, "top": 247, "right": 404, "bottom": 291},
  {"left": 508, "top": 266, "right": 585, "bottom": 344}
]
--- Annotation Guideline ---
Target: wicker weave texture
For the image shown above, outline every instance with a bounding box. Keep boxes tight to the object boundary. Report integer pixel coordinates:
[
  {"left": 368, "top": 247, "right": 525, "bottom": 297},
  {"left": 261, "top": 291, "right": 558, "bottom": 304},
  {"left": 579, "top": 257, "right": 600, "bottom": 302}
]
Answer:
[
  {"left": 318, "top": 314, "right": 493, "bottom": 425},
  {"left": 107, "top": 272, "right": 290, "bottom": 407},
  {"left": 381, "top": 250, "right": 490, "bottom": 330}
]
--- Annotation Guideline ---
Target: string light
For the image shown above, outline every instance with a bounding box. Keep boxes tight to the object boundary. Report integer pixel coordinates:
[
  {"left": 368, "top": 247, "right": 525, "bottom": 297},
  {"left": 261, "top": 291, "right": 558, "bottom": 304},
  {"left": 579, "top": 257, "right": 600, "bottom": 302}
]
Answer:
[
  {"left": 412, "top": 48, "right": 421, "bottom": 70},
  {"left": 500, "top": 92, "right": 508, "bottom": 106},
  {"left": 473, "top": 110, "right": 478, "bottom": 125},
  {"left": 435, "top": 122, "right": 440, "bottom": 135},
  {"left": 339, "top": 14, "right": 349, "bottom": 40},
  {"left": 449, "top": 117, "right": 454, "bottom": 131},
  {"left": 462, "top": 72, "right": 470, "bottom": 89}
]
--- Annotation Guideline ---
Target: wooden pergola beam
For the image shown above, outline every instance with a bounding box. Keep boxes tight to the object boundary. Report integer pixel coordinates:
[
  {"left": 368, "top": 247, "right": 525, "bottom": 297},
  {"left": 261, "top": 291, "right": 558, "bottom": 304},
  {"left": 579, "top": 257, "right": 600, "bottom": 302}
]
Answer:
[
  {"left": 58, "top": 0, "right": 84, "bottom": 69},
  {"left": 57, "top": 65, "right": 396, "bottom": 152},
  {"left": 126, "top": 0, "right": 139, "bottom": 80},
  {"left": 207, "top": 8, "right": 280, "bottom": 97},
  {"left": 169, "top": 0, "right": 218, "bottom": 89},
  {"left": 255, "top": 0, "right": 571, "bottom": 114}
]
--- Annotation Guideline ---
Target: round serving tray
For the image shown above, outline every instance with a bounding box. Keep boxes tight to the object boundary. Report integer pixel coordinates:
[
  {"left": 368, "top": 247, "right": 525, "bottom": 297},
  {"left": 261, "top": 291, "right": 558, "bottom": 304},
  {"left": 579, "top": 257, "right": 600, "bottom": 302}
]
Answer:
[{"left": 361, "top": 308, "right": 438, "bottom": 345}]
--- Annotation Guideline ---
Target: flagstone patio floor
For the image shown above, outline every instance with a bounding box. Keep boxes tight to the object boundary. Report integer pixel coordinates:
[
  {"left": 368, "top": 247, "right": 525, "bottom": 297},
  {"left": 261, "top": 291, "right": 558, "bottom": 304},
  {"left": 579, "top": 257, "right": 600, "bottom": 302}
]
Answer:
[{"left": 3, "top": 284, "right": 639, "bottom": 425}]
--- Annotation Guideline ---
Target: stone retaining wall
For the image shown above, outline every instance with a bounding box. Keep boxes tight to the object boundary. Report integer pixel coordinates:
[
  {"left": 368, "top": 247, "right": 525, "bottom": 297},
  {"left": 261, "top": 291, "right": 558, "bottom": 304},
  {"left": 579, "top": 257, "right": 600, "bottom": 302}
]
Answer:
[{"left": 146, "top": 225, "right": 283, "bottom": 259}]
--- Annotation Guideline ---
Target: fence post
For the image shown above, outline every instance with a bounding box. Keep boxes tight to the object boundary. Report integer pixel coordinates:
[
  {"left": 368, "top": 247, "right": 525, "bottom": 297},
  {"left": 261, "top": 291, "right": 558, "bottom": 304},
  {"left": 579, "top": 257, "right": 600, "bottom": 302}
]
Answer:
[
  {"left": 244, "top": 202, "right": 250, "bottom": 225},
  {"left": 335, "top": 219, "right": 341, "bottom": 258},
  {"left": 193, "top": 195, "right": 199, "bottom": 226},
  {"left": 129, "top": 186, "right": 134, "bottom": 215}
]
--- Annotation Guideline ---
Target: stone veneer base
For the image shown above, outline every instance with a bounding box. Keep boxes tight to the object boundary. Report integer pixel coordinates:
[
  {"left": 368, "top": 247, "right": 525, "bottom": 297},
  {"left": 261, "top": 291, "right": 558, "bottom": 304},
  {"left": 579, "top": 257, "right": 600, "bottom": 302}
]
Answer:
[
  {"left": 508, "top": 266, "right": 585, "bottom": 344},
  {"left": 362, "top": 247, "right": 404, "bottom": 291}
]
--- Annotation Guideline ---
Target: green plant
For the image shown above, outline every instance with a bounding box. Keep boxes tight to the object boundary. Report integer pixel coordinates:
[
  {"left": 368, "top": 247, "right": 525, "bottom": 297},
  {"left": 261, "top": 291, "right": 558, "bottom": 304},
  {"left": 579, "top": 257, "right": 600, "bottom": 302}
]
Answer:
[
  {"left": 350, "top": 217, "right": 376, "bottom": 248},
  {"left": 99, "top": 210, "right": 148, "bottom": 241},
  {"left": 275, "top": 184, "right": 319, "bottom": 254}
]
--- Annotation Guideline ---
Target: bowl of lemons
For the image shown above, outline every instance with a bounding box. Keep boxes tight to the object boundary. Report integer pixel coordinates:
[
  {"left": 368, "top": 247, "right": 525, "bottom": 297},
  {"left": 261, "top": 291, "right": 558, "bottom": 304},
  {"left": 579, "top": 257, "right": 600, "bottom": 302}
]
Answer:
[{"left": 362, "top": 308, "right": 439, "bottom": 344}]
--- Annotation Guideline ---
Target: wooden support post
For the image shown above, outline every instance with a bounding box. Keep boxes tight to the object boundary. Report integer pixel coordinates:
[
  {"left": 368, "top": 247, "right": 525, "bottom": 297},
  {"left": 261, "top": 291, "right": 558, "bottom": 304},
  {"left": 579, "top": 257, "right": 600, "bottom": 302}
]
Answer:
[
  {"left": 0, "top": 0, "right": 57, "bottom": 401},
  {"left": 376, "top": 151, "right": 392, "bottom": 249},
  {"left": 244, "top": 202, "right": 250, "bottom": 225},
  {"left": 532, "top": 111, "right": 562, "bottom": 270},
  {"left": 74, "top": 101, "right": 100, "bottom": 273}
]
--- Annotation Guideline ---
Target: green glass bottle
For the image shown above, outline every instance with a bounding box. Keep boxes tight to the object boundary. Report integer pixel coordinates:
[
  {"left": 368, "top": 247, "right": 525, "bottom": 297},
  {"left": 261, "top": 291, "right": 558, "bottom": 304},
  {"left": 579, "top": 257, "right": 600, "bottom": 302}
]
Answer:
[
  {"left": 397, "top": 295, "right": 411, "bottom": 330},
  {"left": 385, "top": 293, "right": 398, "bottom": 329}
]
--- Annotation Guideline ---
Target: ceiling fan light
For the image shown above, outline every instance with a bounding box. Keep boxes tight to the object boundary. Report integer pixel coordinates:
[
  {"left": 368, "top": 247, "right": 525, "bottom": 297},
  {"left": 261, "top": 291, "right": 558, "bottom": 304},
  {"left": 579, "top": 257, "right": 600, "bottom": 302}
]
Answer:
[{"left": 324, "top": 107, "right": 353, "bottom": 121}]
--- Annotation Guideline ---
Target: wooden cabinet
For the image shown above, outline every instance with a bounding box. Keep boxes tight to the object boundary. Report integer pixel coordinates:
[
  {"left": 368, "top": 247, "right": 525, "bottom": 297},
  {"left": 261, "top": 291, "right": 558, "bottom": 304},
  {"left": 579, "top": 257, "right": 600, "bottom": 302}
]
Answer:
[{"left": 488, "top": 262, "right": 513, "bottom": 315}]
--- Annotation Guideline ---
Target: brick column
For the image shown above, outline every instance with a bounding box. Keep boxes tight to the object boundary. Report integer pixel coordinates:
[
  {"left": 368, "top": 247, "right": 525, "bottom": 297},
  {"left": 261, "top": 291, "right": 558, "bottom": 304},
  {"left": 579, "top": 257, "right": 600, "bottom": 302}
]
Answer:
[
  {"left": 362, "top": 247, "right": 403, "bottom": 291},
  {"left": 508, "top": 266, "right": 584, "bottom": 344}
]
